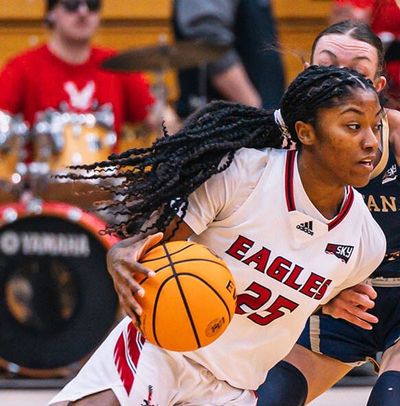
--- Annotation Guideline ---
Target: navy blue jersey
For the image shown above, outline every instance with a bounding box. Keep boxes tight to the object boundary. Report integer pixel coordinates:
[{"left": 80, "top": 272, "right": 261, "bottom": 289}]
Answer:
[{"left": 357, "top": 131, "right": 400, "bottom": 277}]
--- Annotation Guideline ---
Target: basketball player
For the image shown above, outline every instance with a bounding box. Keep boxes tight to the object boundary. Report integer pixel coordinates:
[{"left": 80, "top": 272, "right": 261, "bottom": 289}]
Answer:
[
  {"left": 257, "top": 21, "right": 400, "bottom": 406},
  {"left": 49, "top": 65, "right": 385, "bottom": 405}
]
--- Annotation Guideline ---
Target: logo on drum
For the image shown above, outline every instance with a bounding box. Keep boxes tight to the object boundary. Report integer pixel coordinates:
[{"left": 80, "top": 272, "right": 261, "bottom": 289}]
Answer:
[{"left": 0, "top": 231, "right": 91, "bottom": 257}]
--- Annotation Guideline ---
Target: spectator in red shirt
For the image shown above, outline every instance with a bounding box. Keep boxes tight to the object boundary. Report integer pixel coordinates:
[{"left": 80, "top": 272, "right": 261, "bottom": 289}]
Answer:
[
  {"left": 332, "top": 0, "right": 400, "bottom": 109},
  {"left": 0, "top": 0, "right": 179, "bottom": 147}
]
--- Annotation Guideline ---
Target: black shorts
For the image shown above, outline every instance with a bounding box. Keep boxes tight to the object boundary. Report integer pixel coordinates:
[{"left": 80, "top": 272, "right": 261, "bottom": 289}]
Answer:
[{"left": 298, "top": 286, "right": 400, "bottom": 366}]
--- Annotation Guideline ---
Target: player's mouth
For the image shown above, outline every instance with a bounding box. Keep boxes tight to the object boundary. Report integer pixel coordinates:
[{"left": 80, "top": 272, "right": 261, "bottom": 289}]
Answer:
[{"left": 358, "top": 156, "right": 375, "bottom": 171}]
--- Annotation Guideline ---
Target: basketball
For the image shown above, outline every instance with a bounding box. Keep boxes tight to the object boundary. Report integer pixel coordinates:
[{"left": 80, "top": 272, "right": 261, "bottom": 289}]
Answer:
[{"left": 134, "top": 240, "right": 236, "bottom": 352}]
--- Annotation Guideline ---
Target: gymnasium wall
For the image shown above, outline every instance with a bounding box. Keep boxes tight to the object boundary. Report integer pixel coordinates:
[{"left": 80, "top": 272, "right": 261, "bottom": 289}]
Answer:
[
  {"left": 0, "top": 0, "right": 332, "bottom": 99},
  {"left": 273, "top": 0, "right": 331, "bottom": 82}
]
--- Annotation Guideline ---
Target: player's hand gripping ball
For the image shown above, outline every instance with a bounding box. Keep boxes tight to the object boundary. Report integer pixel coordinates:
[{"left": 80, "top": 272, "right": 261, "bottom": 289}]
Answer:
[{"left": 135, "top": 241, "right": 237, "bottom": 352}]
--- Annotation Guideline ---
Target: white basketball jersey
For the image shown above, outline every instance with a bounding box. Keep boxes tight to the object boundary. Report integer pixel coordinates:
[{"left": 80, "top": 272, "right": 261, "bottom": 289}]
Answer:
[{"left": 183, "top": 148, "right": 386, "bottom": 390}]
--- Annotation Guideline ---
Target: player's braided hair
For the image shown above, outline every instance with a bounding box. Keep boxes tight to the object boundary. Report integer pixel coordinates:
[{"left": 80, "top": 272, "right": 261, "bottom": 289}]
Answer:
[{"left": 67, "top": 65, "right": 377, "bottom": 237}]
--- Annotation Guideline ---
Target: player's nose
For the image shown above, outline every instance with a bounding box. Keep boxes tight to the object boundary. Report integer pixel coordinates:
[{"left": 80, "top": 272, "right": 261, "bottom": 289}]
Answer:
[{"left": 363, "top": 127, "right": 379, "bottom": 151}]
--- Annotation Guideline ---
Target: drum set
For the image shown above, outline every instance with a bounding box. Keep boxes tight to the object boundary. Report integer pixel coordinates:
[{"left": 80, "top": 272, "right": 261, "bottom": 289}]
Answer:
[
  {"left": 0, "top": 103, "right": 117, "bottom": 202},
  {"left": 0, "top": 40, "right": 228, "bottom": 379},
  {"left": 0, "top": 104, "right": 122, "bottom": 379}
]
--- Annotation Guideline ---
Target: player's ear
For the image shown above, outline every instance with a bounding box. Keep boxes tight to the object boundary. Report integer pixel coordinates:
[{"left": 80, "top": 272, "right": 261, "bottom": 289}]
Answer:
[
  {"left": 304, "top": 61, "right": 311, "bottom": 69},
  {"left": 374, "top": 75, "right": 387, "bottom": 92},
  {"left": 295, "top": 121, "right": 316, "bottom": 146}
]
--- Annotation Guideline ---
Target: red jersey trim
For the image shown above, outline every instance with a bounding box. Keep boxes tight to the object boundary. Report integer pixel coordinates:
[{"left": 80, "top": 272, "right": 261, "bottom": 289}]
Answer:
[
  {"left": 285, "top": 150, "right": 296, "bottom": 212},
  {"left": 114, "top": 322, "right": 145, "bottom": 395},
  {"left": 284, "top": 150, "right": 355, "bottom": 230},
  {"left": 328, "top": 187, "right": 354, "bottom": 231}
]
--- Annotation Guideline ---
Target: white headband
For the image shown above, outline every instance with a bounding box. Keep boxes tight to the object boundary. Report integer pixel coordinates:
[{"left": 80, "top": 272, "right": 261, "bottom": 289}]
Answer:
[{"left": 273, "top": 109, "right": 291, "bottom": 146}]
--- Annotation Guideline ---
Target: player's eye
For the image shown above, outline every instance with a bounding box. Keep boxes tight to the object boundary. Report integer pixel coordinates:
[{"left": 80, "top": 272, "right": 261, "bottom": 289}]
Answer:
[
  {"left": 374, "top": 122, "right": 383, "bottom": 133},
  {"left": 347, "top": 123, "right": 360, "bottom": 131}
]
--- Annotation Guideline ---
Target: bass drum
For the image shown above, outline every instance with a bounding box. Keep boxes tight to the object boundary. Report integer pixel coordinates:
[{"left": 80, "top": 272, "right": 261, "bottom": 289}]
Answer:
[{"left": 0, "top": 201, "right": 120, "bottom": 378}]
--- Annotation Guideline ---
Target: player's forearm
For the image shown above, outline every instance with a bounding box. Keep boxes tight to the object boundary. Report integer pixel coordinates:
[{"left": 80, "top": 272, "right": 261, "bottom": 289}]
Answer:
[{"left": 210, "top": 63, "right": 262, "bottom": 108}]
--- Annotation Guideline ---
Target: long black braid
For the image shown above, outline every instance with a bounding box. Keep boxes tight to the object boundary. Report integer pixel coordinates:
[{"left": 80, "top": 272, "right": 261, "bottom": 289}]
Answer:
[{"left": 66, "top": 65, "right": 377, "bottom": 237}]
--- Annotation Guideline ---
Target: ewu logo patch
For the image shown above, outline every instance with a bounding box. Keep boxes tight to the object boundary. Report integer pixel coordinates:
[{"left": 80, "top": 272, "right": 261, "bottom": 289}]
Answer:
[{"left": 325, "top": 243, "right": 354, "bottom": 263}]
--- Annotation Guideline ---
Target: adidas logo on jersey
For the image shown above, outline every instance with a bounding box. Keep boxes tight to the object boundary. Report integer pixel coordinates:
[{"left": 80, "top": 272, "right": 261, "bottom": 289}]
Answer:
[
  {"left": 296, "top": 221, "right": 314, "bottom": 236},
  {"left": 325, "top": 243, "right": 354, "bottom": 263}
]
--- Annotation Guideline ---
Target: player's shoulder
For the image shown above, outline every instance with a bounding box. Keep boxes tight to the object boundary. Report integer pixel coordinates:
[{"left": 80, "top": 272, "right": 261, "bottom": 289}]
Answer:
[
  {"left": 207, "top": 148, "right": 275, "bottom": 198},
  {"left": 352, "top": 189, "right": 382, "bottom": 232},
  {"left": 224, "top": 147, "right": 277, "bottom": 178},
  {"left": 353, "top": 188, "right": 386, "bottom": 250},
  {"left": 230, "top": 147, "right": 279, "bottom": 167},
  {"left": 359, "top": 218, "right": 386, "bottom": 271}
]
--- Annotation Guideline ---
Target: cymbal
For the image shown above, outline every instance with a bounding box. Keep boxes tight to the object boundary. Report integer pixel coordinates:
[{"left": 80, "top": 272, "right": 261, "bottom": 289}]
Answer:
[{"left": 102, "top": 41, "right": 229, "bottom": 72}]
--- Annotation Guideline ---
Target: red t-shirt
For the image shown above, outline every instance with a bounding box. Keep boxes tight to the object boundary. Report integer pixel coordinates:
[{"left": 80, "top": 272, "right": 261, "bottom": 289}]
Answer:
[
  {"left": 335, "top": 0, "right": 400, "bottom": 37},
  {"left": 335, "top": 0, "right": 400, "bottom": 107},
  {"left": 0, "top": 44, "right": 154, "bottom": 136}
]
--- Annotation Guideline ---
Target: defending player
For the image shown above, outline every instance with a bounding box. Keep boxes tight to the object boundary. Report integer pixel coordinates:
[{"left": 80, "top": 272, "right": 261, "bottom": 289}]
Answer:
[
  {"left": 257, "top": 21, "right": 400, "bottom": 406},
  {"left": 49, "top": 65, "right": 385, "bottom": 405}
]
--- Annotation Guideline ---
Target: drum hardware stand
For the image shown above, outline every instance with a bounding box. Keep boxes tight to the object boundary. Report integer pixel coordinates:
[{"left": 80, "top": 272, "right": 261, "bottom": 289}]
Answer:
[
  {"left": 188, "top": 63, "right": 209, "bottom": 113},
  {"left": 34, "top": 108, "right": 65, "bottom": 155},
  {"left": 26, "top": 161, "right": 51, "bottom": 198},
  {"left": 148, "top": 35, "right": 170, "bottom": 137},
  {"left": 92, "top": 103, "right": 117, "bottom": 148},
  {"left": 102, "top": 38, "right": 229, "bottom": 136},
  {"left": 0, "top": 111, "right": 29, "bottom": 151},
  {"left": 152, "top": 74, "right": 169, "bottom": 136},
  {"left": 0, "top": 111, "right": 29, "bottom": 200}
]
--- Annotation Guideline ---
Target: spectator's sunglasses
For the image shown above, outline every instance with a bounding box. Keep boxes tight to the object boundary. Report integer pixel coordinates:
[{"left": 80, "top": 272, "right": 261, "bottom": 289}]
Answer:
[{"left": 60, "top": 0, "right": 101, "bottom": 12}]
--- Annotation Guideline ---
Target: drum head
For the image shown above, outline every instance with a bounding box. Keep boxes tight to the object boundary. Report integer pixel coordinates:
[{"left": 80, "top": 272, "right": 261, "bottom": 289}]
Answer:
[{"left": 0, "top": 205, "right": 119, "bottom": 372}]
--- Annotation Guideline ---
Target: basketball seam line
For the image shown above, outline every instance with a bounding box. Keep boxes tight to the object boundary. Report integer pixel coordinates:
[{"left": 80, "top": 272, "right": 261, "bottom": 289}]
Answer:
[
  {"left": 139, "top": 258, "right": 226, "bottom": 285},
  {"left": 141, "top": 243, "right": 197, "bottom": 264},
  {"left": 171, "top": 272, "right": 234, "bottom": 323},
  {"left": 153, "top": 243, "right": 201, "bottom": 349}
]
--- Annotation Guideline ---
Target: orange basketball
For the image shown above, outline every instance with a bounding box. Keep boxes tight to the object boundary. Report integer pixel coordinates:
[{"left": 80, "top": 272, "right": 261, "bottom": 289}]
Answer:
[{"left": 135, "top": 240, "right": 236, "bottom": 352}]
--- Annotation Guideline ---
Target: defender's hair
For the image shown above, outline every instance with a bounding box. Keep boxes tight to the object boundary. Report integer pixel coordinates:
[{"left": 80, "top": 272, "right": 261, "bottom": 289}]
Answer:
[
  {"left": 67, "top": 65, "right": 377, "bottom": 237},
  {"left": 311, "top": 20, "right": 384, "bottom": 76}
]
